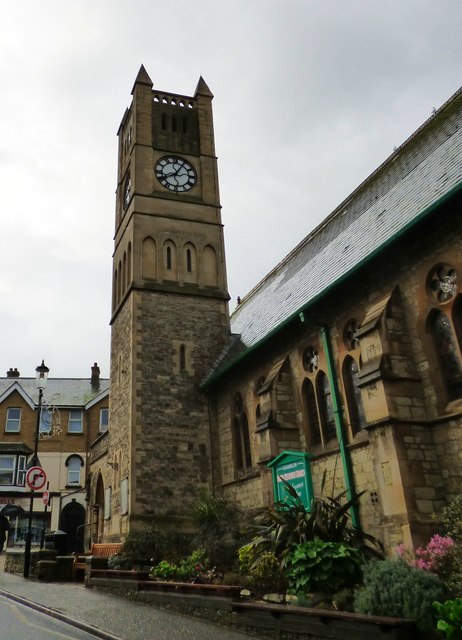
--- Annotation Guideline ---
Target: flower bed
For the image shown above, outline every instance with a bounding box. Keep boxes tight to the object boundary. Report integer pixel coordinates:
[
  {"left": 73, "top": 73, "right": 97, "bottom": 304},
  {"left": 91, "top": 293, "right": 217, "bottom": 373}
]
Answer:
[{"left": 86, "top": 569, "right": 422, "bottom": 640}]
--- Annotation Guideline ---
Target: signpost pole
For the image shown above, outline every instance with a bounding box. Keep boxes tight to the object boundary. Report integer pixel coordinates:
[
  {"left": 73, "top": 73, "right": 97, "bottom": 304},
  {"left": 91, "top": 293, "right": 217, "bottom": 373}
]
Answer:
[{"left": 23, "top": 360, "right": 48, "bottom": 579}]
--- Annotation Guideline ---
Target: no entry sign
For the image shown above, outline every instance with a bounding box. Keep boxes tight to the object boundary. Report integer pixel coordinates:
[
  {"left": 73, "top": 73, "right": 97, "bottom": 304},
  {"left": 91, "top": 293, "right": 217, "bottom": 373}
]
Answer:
[{"left": 26, "top": 466, "right": 47, "bottom": 491}]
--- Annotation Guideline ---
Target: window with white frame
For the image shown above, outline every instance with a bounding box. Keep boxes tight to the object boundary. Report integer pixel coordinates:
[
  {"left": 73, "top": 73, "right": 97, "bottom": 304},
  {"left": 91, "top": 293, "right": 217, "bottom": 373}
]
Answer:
[
  {"left": 0, "top": 456, "right": 15, "bottom": 484},
  {"left": 99, "top": 408, "right": 109, "bottom": 433},
  {"left": 17, "top": 455, "right": 26, "bottom": 486},
  {"left": 68, "top": 410, "right": 83, "bottom": 433},
  {"left": 67, "top": 456, "right": 82, "bottom": 485},
  {"left": 5, "top": 408, "right": 21, "bottom": 433}
]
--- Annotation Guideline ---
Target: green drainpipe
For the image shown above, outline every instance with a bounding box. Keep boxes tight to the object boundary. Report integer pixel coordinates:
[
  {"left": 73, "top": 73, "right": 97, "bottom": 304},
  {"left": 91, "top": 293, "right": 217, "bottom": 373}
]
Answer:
[{"left": 319, "top": 324, "right": 359, "bottom": 529}]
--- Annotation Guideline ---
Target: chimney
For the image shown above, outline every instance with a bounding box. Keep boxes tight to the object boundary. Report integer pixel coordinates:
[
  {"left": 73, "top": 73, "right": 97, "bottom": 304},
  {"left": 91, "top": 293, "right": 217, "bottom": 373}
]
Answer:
[
  {"left": 6, "top": 368, "right": 20, "bottom": 378},
  {"left": 91, "top": 362, "right": 100, "bottom": 389}
]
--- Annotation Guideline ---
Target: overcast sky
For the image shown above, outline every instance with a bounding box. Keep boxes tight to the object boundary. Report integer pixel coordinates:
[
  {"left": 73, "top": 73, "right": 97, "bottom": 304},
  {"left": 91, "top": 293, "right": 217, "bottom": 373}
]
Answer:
[{"left": 1, "top": 0, "right": 461, "bottom": 379}]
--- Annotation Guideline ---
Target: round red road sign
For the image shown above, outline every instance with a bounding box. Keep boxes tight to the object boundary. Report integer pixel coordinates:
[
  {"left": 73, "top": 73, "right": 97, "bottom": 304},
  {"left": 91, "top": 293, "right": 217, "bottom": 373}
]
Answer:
[{"left": 25, "top": 466, "right": 47, "bottom": 491}]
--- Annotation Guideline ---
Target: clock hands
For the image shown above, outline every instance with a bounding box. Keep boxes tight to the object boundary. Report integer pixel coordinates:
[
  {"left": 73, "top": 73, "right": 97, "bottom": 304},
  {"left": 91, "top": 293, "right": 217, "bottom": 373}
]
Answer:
[{"left": 155, "top": 156, "right": 196, "bottom": 192}]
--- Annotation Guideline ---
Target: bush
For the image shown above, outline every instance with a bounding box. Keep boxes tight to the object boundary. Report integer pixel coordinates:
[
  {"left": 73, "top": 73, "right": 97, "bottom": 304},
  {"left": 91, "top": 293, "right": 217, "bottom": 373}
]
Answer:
[
  {"left": 151, "top": 548, "right": 209, "bottom": 581},
  {"left": 440, "top": 496, "right": 462, "bottom": 542},
  {"left": 286, "top": 539, "right": 363, "bottom": 596},
  {"left": 238, "top": 544, "right": 282, "bottom": 593},
  {"left": 117, "top": 524, "right": 177, "bottom": 568},
  {"left": 191, "top": 489, "right": 245, "bottom": 569},
  {"left": 434, "top": 598, "right": 462, "bottom": 639},
  {"left": 438, "top": 497, "right": 462, "bottom": 596},
  {"left": 246, "top": 479, "right": 382, "bottom": 572},
  {"left": 354, "top": 559, "right": 446, "bottom": 631}
]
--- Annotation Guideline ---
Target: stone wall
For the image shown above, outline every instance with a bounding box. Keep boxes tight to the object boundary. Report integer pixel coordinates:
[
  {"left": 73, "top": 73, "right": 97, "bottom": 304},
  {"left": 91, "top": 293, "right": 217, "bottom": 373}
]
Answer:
[{"left": 210, "top": 192, "right": 462, "bottom": 554}]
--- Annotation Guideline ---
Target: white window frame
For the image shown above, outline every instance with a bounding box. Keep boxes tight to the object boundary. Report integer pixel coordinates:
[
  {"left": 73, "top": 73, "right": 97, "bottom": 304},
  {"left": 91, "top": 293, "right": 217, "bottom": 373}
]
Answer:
[
  {"left": 68, "top": 410, "right": 83, "bottom": 434},
  {"left": 67, "top": 457, "right": 82, "bottom": 486},
  {"left": 5, "top": 408, "right": 21, "bottom": 433},
  {"left": 99, "top": 408, "right": 109, "bottom": 433},
  {"left": 0, "top": 456, "right": 15, "bottom": 485},
  {"left": 17, "top": 455, "right": 26, "bottom": 486}
]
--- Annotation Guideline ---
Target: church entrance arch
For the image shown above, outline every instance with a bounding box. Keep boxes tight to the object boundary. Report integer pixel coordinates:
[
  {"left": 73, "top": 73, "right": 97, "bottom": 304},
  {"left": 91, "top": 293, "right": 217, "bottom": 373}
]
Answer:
[{"left": 59, "top": 499, "right": 85, "bottom": 553}]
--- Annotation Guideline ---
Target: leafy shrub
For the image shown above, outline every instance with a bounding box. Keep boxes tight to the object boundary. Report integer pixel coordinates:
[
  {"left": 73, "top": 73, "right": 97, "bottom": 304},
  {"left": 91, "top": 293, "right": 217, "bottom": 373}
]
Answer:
[
  {"left": 246, "top": 479, "right": 382, "bottom": 571},
  {"left": 151, "top": 548, "right": 209, "bottom": 581},
  {"left": 434, "top": 598, "right": 462, "bottom": 639},
  {"left": 238, "top": 544, "right": 282, "bottom": 592},
  {"left": 117, "top": 524, "right": 176, "bottom": 568},
  {"left": 191, "top": 489, "right": 245, "bottom": 569},
  {"left": 152, "top": 560, "right": 178, "bottom": 580},
  {"left": 285, "top": 539, "right": 363, "bottom": 596},
  {"left": 440, "top": 496, "right": 462, "bottom": 542},
  {"left": 438, "top": 497, "right": 462, "bottom": 596},
  {"left": 354, "top": 559, "right": 446, "bottom": 631}
]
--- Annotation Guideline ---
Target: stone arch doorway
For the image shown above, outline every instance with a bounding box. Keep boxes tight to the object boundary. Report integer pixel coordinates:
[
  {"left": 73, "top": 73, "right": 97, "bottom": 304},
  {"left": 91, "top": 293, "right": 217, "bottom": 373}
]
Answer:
[
  {"left": 93, "top": 473, "right": 105, "bottom": 544},
  {"left": 59, "top": 499, "right": 85, "bottom": 553}
]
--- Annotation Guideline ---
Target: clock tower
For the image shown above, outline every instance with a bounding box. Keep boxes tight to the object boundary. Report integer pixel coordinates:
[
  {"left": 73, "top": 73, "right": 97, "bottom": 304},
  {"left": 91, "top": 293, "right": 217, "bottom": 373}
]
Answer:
[{"left": 106, "top": 66, "right": 230, "bottom": 536}]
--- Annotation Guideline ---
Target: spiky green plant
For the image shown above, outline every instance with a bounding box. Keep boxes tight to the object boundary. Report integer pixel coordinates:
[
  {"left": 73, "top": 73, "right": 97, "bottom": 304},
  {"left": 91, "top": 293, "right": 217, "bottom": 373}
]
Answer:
[{"left": 246, "top": 480, "right": 382, "bottom": 570}]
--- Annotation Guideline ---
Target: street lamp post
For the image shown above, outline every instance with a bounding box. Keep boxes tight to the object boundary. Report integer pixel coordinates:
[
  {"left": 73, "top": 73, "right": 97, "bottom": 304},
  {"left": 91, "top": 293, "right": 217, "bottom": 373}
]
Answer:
[{"left": 23, "top": 360, "right": 49, "bottom": 579}]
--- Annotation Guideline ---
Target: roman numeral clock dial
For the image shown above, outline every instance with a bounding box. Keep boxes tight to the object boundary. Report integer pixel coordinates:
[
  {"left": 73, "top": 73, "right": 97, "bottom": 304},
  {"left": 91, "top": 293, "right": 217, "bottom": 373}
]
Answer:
[{"left": 155, "top": 156, "right": 197, "bottom": 193}]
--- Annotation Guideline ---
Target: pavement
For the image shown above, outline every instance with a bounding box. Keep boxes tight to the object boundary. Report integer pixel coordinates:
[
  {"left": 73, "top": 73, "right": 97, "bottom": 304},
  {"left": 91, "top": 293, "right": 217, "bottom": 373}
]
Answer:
[{"left": 0, "top": 555, "right": 253, "bottom": 640}]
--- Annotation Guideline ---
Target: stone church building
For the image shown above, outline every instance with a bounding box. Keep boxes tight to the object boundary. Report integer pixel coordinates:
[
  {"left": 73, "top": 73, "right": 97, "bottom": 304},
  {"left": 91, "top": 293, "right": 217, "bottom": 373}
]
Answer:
[{"left": 89, "top": 65, "right": 462, "bottom": 555}]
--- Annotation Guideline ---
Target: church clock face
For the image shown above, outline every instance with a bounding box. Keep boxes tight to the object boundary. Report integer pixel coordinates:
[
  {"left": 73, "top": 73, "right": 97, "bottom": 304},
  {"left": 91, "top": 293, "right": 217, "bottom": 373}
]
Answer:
[{"left": 155, "top": 156, "right": 197, "bottom": 193}]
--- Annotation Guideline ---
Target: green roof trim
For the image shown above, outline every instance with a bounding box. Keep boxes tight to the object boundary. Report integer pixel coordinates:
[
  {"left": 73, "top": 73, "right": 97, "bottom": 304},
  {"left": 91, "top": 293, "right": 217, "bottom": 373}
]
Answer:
[{"left": 203, "top": 179, "right": 462, "bottom": 389}]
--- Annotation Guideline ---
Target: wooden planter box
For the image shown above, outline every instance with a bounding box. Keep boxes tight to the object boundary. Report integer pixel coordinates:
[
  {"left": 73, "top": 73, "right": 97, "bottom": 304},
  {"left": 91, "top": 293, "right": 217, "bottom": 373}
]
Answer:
[{"left": 87, "top": 570, "right": 423, "bottom": 640}]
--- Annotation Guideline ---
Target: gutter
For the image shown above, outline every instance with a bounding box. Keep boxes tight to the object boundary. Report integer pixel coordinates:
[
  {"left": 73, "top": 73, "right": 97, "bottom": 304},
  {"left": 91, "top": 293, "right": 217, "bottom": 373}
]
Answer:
[{"left": 319, "top": 325, "right": 359, "bottom": 528}]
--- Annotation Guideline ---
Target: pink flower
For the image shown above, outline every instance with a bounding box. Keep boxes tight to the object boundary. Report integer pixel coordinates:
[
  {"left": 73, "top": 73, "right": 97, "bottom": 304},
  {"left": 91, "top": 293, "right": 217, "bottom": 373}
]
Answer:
[{"left": 413, "top": 535, "right": 454, "bottom": 572}]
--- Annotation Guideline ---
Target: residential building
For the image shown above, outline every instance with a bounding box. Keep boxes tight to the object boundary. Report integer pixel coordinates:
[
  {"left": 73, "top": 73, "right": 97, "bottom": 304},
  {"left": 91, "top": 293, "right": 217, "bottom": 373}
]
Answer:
[{"left": 0, "top": 364, "right": 109, "bottom": 552}]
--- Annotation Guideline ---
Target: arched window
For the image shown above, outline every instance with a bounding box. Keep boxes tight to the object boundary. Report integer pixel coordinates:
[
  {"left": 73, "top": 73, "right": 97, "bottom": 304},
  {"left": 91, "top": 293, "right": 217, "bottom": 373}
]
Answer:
[
  {"left": 233, "top": 393, "right": 252, "bottom": 472},
  {"left": 113, "top": 269, "right": 118, "bottom": 309},
  {"left": 117, "top": 259, "right": 122, "bottom": 302},
  {"left": 127, "top": 242, "right": 132, "bottom": 283},
  {"left": 66, "top": 455, "right": 84, "bottom": 486},
  {"left": 302, "top": 378, "right": 322, "bottom": 447},
  {"left": 343, "top": 356, "right": 366, "bottom": 437},
  {"left": 122, "top": 251, "right": 127, "bottom": 292},
  {"left": 203, "top": 245, "right": 218, "bottom": 287},
  {"left": 179, "top": 344, "right": 186, "bottom": 371},
  {"left": 164, "top": 241, "right": 177, "bottom": 279},
  {"left": 430, "top": 309, "right": 462, "bottom": 401},
  {"left": 142, "top": 237, "right": 157, "bottom": 280},
  {"left": 317, "top": 372, "right": 336, "bottom": 442},
  {"left": 183, "top": 243, "right": 197, "bottom": 283}
]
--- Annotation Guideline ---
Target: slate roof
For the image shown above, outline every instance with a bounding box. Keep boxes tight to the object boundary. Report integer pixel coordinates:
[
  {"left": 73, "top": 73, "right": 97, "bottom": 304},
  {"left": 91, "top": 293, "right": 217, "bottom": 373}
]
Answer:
[
  {"left": 0, "top": 378, "right": 109, "bottom": 408},
  {"left": 206, "top": 87, "right": 462, "bottom": 386}
]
